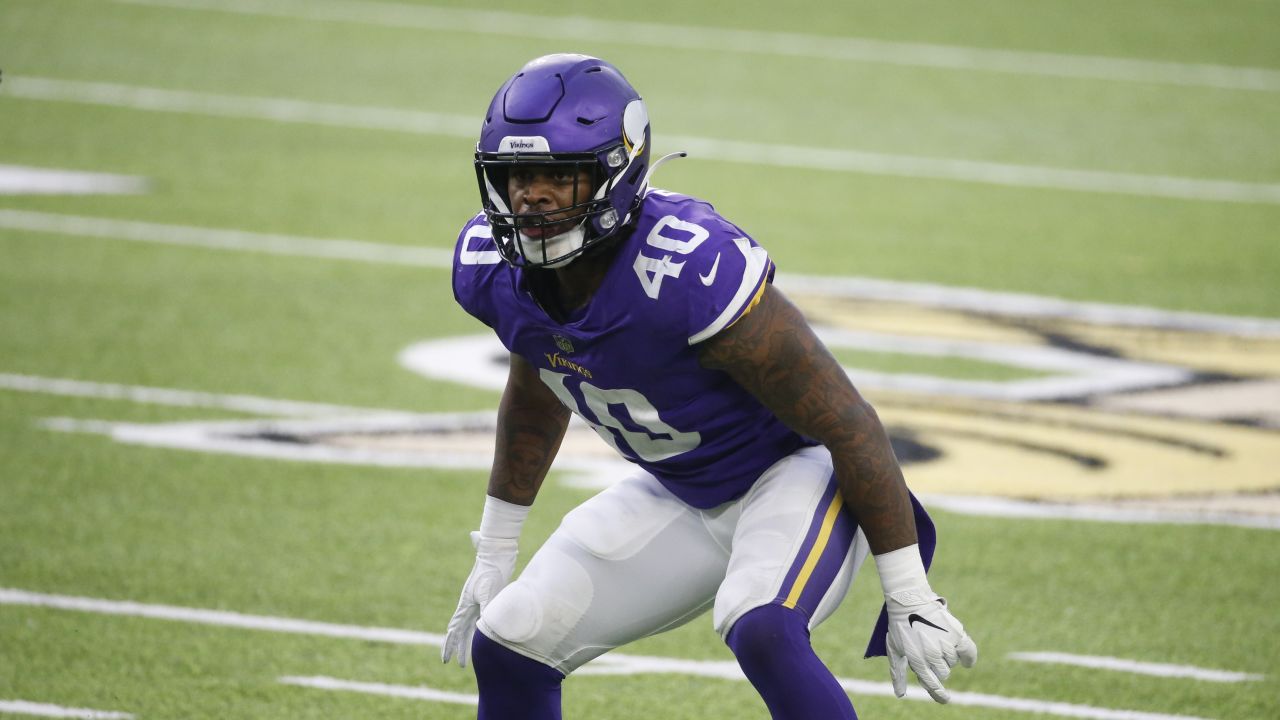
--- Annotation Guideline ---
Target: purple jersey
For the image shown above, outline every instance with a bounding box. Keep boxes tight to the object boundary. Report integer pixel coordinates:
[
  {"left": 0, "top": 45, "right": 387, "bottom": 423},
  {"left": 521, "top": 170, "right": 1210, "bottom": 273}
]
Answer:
[{"left": 453, "top": 190, "right": 816, "bottom": 508}]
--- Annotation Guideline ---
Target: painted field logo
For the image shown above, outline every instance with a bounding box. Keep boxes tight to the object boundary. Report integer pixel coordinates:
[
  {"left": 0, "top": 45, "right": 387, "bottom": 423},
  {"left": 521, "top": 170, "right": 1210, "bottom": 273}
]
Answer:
[
  {"left": 781, "top": 280, "right": 1280, "bottom": 517},
  {"left": 34, "top": 276, "right": 1280, "bottom": 527}
]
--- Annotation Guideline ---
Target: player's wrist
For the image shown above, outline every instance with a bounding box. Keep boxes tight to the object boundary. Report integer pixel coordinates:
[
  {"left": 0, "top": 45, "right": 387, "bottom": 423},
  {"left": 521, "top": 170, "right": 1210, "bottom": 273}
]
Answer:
[
  {"left": 478, "top": 495, "right": 530, "bottom": 540},
  {"left": 874, "top": 544, "right": 931, "bottom": 598}
]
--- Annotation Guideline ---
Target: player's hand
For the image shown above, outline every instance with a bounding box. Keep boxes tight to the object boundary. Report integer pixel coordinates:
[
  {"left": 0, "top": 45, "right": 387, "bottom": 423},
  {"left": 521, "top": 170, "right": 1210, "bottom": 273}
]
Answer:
[
  {"left": 885, "top": 589, "right": 978, "bottom": 703},
  {"left": 441, "top": 531, "right": 518, "bottom": 667}
]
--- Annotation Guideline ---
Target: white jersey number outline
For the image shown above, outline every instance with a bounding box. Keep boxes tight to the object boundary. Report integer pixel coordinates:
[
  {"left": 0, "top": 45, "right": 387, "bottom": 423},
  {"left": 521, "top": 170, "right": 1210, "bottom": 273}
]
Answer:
[
  {"left": 540, "top": 369, "right": 701, "bottom": 462},
  {"left": 459, "top": 224, "right": 502, "bottom": 265},
  {"left": 633, "top": 215, "right": 709, "bottom": 299}
]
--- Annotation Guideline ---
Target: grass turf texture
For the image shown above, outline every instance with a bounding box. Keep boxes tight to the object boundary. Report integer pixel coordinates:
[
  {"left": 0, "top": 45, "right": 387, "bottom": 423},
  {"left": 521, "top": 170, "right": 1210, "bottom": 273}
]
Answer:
[
  {"left": 2, "top": 0, "right": 1279, "bottom": 718},
  {"left": 4, "top": 387, "right": 1279, "bottom": 719}
]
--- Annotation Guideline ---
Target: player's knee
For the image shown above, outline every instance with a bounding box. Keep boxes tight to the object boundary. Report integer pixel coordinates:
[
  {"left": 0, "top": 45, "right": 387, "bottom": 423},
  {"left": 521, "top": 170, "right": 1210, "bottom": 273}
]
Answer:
[
  {"left": 472, "top": 629, "right": 562, "bottom": 685},
  {"left": 726, "top": 603, "right": 811, "bottom": 677},
  {"left": 472, "top": 630, "right": 564, "bottom": 720},
  {"left": 475, "top": 540, "right": 596, "bottom": 670},
  {"left": 480, "top": 582, "right": 546, "bottom": 646}
]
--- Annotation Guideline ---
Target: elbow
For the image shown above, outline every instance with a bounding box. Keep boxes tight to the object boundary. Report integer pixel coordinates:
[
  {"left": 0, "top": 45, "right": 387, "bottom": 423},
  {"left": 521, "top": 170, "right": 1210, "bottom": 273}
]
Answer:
[{"left": 811, "top": 397, "right": 890, "bottom": 452}]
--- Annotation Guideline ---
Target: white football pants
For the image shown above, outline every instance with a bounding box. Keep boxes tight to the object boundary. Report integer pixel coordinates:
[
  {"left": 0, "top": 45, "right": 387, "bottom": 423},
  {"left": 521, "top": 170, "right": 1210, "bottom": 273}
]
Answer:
[{"left": 476, "top": 445, "right": 869, "bottom": 674}]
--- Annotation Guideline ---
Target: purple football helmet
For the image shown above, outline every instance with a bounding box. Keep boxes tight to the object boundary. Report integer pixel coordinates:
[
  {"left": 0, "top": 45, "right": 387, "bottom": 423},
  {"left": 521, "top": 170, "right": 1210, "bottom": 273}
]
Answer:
[{"left": 475, "top": 54, "right": 651, "bottom": 268}]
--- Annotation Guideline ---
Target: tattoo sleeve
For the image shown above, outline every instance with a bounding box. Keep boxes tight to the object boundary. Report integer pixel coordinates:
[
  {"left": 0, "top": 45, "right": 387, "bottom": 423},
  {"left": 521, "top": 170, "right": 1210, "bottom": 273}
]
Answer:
[
  {"left": 697, "top": 284, "right": 917, "bottom": 554},
  {"left": 487, "top": 353, "right": 572, "bottom": 506}
]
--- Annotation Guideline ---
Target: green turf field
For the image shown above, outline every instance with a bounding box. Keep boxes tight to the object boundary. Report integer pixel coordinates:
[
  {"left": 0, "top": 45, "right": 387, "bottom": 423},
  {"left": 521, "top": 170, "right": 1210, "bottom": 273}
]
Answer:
[{"left": 2, "top": 1, "right": 1279, "bottom": 719}]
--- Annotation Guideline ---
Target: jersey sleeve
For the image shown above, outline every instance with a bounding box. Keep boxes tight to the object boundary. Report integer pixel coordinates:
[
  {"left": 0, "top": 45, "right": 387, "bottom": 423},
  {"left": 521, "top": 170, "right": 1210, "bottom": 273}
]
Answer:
[
  {"left": 628, "top": 193, "right": 775, "bottom": 345},
  {"left": 451, "top": 213, "right": 504, "bottom": 328},
  {"left": 684, "top": 231, "right": 775, "bottom": 345}
]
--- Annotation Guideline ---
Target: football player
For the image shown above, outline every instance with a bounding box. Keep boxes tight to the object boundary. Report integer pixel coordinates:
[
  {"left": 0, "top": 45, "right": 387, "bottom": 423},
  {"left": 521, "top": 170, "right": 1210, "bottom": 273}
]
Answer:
[{"left": 443, "top": 54, "right": 977, "bottom": 719}]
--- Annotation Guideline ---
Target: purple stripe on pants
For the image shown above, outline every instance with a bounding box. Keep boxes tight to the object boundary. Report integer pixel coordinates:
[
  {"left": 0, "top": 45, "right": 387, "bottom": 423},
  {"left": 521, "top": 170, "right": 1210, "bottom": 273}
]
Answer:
[{"left": 773, "top": 476, "right": 857, "bottom": 617}]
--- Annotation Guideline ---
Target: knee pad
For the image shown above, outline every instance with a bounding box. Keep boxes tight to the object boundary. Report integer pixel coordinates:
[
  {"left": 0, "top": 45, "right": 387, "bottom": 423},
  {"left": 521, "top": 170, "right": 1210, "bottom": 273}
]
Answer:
[{"left": 477, "top": 538, "right": 595, "bottom": 672}]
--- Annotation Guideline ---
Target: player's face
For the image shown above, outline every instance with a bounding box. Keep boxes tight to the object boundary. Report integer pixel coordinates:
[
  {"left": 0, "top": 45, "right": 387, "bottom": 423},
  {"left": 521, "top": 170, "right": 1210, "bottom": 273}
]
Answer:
[{"left": 507, "top": 164, "right": 595, "bottom": 239}]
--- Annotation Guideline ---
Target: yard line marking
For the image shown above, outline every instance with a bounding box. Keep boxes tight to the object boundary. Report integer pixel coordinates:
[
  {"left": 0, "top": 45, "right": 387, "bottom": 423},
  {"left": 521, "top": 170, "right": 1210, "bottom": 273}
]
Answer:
[
  {"left": 662, "top": 134, "right": 1280, "bottom": 205},
  {"left": 0, "top": 165, "right": 147, "bottom": 196},
  {"left": 3, "top": 76, "right": 476, "bottom": 137},
  {"left": 577, "top": 653, "right": 1220, "bottom": 720},
  {"left": 283, "top": 668, "right": 1213, "bottom": 720},
  {"left": 278, "top": 677, "right": 478, "bottom": 706},
  {"left": 8, "top": 76, "right": 1280, "bottom": 205},
  {"left": 0, "top": 373, "right": 389, "bottom": 418},
  {"left": 5, "top": 208, "right": 1280, "bottom": 339},
  {"left": 110, "top": 0, "right": 1280, "bottom": 93},
  {"left": 787, "top": 274, "right": 1280, "bottom": 338},
  {"left": 915, "top": 690, "right": 1211, "bottom": 720},
  {"left": 1008, "top": 652, "right": 1265, "bottom": 683},
  {"left": 0, "top": 588, "right": 1214, "bottom": 720},
  {"left": 922, "top": 495, "right": 1280, "bottom": 532},
  {"left": 0, "top": 588, "right": 445, "bottom": 645},
  {"left": 0, "top": 701, "right": 133, "bottom": 719},
  {"left": 0, "top": 208, "right": 451, "bottom": 267}
]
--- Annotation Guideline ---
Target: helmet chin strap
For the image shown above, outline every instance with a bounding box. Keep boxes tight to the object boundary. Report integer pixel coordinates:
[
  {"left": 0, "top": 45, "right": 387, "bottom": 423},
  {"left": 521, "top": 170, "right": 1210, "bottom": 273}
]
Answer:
[{"left": 518, "top": 221, "right": 587, "bottom": 268}]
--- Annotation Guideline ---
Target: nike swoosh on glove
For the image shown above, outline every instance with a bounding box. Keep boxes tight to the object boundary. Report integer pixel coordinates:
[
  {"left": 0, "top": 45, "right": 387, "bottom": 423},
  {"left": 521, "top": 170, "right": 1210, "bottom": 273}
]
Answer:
[
  {"left": 441, "top": 531, "right": 518, "bottom": 668},
  {"left": 885, "top": 589, "right": 978, "bottom": 703}
]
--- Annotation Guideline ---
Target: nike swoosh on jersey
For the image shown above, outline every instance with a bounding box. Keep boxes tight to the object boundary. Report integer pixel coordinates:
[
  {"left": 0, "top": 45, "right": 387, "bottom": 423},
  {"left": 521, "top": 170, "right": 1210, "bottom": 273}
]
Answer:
[{"left": 699, "top": 253, "right": 721, "bottom": 286}]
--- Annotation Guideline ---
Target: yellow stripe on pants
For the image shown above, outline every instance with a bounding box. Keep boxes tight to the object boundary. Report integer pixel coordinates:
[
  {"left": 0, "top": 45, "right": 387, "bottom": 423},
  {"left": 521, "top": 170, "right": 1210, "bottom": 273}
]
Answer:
[{"left": 782, "top": 492, "right": 844, "bottom": 609}]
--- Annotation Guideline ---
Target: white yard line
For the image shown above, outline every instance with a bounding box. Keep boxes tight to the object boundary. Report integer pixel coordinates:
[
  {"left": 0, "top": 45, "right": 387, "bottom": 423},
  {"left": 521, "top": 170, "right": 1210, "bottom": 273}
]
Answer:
[
  {"left": 787, "top": 274, "right": 1280, "bottom": 338},
  {"left": 5, "top": 209, "right": 1280, "bottom": 339},
  {"left": 1008, "top": 652, "right": 1264, "bottom": 683},
  {"left": 278, "top": 677, "right": 477, "bottom": 705},
  {"left": 921, "top": 495, "right": 1280, "bottom": 532},
  {"left": 3, "top": 76, "right": 475, "bottom": 136},
  {"left": 922, "top": 691, "right": 1210, "bottom": 720},
  {"left": 0, "top": 165, "right": 147, "bottom": 196},
  {"left": 0, "top": 701, "right": 132, "bottom": 719},
  {"left": 282, "top": 671, "right": 1214, "bottom": 720},
  {"left": 110, "top": 0, "right": 1280, "bottom": 93},
  {"left": 0, "top": 588, "right": 445, "bottom": 645},
  {"left": 7, "top": 76, "right": 1280, "bottom": 205},
  {"left": 661, "top": 134, "right": 1280, "bottom": 205},
  {"left": 0, "top": 373, "right": 385, "bottom": 417},
  {"left": 0, "top": 589, "right": 1214, "bottom": 720},
  {"left": 0, "top": 209, "right": 451, "bottom": 267}
]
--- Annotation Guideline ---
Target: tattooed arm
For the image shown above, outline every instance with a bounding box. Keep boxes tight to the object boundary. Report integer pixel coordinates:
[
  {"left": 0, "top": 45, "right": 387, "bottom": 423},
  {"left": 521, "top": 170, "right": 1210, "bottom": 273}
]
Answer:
[
  {"left": 487, "top": 352, "right": 572, "bottom": 506},
  {"left": 697, "top": 284, "right": 916, "bottom": 554},
  {"left": 700, "top": 285, "right": 979, "bottom": 700}
]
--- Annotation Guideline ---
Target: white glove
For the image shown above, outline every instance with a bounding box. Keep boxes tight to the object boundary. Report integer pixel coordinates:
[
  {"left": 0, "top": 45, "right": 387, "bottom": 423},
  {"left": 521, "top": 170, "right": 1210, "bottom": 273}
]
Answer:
[
  {"left": 876, "top": 545, "right": 978, "bottom": 703},
  {"left": 441, "top": 531, "right": 518, "bottom": 667},
  {"left": 886, "top": 589, "right": 977, "bottom": 702},
  {"left": 441, "top": 496, "right": 529, "bottom": 667}
]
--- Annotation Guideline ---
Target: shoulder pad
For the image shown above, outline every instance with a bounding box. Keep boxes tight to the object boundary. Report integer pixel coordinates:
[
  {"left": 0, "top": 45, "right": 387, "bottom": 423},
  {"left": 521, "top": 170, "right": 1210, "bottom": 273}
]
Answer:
[{"left": 626, "top": 195, "right": 773, "bottom": 344}]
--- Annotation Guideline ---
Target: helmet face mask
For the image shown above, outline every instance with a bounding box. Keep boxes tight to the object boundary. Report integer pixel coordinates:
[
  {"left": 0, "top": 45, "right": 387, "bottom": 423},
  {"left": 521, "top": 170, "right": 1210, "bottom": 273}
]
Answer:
[
  {"left": 474, "top": 155, "right": 605, "bottom": 268},
  {"left": 475, "top": 54, "right": 651, "bottom": 269}
]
